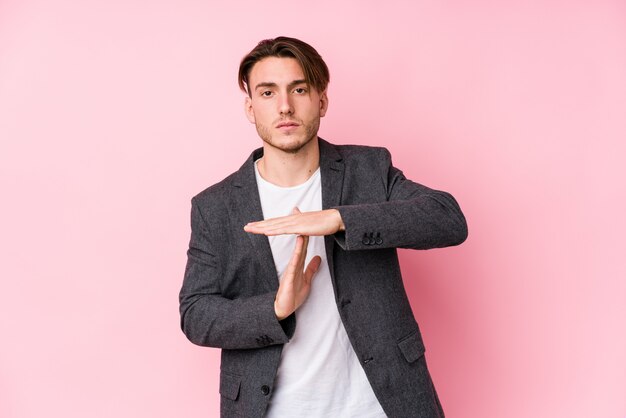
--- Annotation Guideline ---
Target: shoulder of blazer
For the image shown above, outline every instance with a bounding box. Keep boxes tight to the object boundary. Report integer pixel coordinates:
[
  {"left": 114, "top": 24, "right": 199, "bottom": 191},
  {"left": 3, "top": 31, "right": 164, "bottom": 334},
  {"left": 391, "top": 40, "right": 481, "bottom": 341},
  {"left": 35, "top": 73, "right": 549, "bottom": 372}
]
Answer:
[{"left": 320, "top": 138, "right": 391, "bottom": 166}]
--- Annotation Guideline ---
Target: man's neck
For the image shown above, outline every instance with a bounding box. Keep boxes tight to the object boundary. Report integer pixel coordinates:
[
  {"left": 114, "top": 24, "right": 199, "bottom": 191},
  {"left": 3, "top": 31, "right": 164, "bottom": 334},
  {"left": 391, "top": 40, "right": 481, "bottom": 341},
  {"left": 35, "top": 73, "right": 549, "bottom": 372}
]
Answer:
[{"left": 257, "top": 137, "right": 320, "bottom": 187}]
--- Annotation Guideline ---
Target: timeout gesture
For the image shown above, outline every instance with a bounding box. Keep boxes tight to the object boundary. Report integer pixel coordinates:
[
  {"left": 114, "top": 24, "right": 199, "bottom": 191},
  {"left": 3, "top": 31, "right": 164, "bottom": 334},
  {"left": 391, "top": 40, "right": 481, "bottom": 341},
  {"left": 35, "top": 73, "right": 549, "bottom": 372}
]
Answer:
[{"left": 246, "top": 207, "right": 326, "bottom": 320}]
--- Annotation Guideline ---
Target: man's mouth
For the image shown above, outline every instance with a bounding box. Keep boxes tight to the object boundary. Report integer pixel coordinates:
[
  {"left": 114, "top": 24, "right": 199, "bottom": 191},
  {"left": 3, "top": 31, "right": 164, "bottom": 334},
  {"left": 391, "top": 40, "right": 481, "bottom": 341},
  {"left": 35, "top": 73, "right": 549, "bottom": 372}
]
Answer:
[{"left": 276, "top": 121, "right": 300, "bottom": 129}]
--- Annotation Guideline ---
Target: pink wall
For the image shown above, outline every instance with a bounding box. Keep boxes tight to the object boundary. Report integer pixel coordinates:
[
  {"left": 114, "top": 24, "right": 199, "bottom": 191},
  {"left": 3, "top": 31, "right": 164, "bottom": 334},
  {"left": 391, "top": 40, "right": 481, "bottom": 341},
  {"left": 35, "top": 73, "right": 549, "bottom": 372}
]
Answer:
[{"left": 1, "top": 1, "right": 624, "bottom": 417}]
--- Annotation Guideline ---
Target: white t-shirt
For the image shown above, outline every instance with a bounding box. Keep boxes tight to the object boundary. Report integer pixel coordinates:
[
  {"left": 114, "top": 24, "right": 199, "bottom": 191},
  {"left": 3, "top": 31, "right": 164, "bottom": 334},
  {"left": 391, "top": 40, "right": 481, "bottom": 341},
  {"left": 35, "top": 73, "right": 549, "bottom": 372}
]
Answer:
[{"left": 254, "top": 159, "right": 386, "bottom": 418}]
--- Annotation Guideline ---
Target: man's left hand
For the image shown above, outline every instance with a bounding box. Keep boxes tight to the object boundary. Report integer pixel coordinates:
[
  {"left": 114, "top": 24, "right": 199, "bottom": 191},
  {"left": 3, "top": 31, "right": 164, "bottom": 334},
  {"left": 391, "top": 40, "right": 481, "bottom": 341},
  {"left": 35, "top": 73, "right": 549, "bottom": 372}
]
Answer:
[{"left": 244, "top": 208, "right": 345, "bottom": 236}]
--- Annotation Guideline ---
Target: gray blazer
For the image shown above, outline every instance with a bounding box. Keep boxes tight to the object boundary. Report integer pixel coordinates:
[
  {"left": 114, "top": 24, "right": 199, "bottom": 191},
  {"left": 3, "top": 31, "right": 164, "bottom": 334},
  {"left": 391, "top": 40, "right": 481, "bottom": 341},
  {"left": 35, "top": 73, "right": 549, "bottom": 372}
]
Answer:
[{"left": 179, "top": 138, "right": 467, "bottom": 418}]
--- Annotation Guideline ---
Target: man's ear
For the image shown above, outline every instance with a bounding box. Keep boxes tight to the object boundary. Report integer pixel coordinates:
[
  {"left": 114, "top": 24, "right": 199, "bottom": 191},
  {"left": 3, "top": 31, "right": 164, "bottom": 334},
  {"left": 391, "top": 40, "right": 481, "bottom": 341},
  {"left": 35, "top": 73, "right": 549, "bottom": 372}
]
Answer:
[
  {"left": 319, "top": 90, "right": 329, "bottom": 117},
  {"left": 244, "top": 95, "right": 255, "bottom": 124}
]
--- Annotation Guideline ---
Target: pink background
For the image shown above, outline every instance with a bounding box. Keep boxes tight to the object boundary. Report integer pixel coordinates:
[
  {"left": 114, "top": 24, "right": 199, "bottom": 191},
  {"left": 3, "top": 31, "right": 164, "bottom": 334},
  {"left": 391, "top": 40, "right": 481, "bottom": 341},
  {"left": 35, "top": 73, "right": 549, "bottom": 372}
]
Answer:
[{"left": 1, "top": 1, "right": 625, "bottom": 417}]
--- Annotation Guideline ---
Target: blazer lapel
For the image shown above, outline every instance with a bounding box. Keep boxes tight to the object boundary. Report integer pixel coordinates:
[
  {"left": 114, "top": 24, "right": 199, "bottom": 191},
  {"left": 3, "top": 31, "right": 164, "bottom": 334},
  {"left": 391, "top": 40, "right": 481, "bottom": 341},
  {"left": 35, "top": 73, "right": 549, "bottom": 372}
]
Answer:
[
  {"left": 318, "top": 138, "right": 345, "bottom": 283},
  {"left": 228, "top": 147, "right": 280, "bottom": 291}
]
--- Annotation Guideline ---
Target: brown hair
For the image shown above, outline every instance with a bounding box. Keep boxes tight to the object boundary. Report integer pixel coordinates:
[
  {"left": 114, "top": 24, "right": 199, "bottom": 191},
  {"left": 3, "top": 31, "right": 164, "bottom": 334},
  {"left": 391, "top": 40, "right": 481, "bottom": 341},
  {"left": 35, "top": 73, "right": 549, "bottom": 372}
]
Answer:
[{"left": 238, "top": 36, "right": 330, "bottom": 96}]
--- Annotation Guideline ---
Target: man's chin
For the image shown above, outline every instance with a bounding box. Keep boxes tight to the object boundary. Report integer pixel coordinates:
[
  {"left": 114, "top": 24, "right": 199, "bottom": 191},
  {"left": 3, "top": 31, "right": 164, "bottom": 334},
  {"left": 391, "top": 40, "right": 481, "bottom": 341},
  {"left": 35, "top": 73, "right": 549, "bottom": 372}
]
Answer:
[{"left": 264, "top": 135, "right": 317, "bottom": 154}]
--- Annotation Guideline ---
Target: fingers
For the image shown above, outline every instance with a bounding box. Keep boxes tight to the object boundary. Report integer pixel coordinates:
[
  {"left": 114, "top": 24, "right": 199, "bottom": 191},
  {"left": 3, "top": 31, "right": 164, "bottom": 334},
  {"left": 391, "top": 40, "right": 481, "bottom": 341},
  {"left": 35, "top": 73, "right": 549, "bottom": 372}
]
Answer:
[
  {"left": 304, "top": 256, "right": 322, "bottom": 284},
  {"left": 275, "top": 236, "right": 304, "bottom": 320},
  {"left": 283, "top": 234, "right": 313, "bottom": 284},
  {"left": 275, "top": 236, "right": 321, "bottom": 319},
  {"left": 244, "top": 209, "right": 339, "bottom": 237},
  {"left": 244, "top": 207, "right": 302, "bottom": 236},
  {"left": 285, "top": 234, "right": 310, "bottom": 273},
  {"left": 286, "top": 235, "right": 305, "bottom": 272},
  {"left": 244, "top": 215, "right": 299, "bottom": 235},
  {"left": 298, "top": 235, "right": 309, "bottom": 271}
]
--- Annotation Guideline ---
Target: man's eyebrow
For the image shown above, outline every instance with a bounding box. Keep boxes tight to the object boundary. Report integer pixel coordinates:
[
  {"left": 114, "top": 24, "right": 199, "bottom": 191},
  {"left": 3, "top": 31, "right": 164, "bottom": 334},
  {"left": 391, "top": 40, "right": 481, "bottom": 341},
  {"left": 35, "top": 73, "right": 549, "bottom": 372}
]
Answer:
[
  {"left": 254, "top": 79, "right": 308, "bottom": 91},
  {"left": 254, "top": 82, "right": 277, "bottom": 90},
  {"left": 288, "top": 79, "right": 307, "bottom": 88}
]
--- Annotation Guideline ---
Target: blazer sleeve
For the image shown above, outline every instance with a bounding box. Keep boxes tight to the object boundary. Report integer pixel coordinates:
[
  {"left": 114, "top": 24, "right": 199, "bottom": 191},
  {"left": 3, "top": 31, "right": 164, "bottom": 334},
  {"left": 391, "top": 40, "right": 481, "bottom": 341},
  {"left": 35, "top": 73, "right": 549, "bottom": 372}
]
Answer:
[
  {"left": 179, "top": 199, "right": 295, "bottom": 350},
  {"left": 332, "top": 147, "right": 468, "bottom": 251}
]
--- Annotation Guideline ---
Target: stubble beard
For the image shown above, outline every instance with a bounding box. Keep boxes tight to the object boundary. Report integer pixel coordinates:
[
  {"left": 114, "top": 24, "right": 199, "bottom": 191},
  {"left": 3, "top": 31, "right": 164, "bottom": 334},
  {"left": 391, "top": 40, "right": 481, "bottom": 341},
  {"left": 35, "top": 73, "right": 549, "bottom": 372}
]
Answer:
[{"left": 255, "top": 118, "right": 320, "bottom": 155}]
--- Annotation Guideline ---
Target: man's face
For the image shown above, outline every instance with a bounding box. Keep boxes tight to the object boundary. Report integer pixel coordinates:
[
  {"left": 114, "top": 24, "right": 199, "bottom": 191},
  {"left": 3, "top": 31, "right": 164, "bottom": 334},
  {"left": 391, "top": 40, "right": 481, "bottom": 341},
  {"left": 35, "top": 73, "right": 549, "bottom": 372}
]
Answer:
[{"left": 245, "top": 57, "right": 328, "bottom": 154}]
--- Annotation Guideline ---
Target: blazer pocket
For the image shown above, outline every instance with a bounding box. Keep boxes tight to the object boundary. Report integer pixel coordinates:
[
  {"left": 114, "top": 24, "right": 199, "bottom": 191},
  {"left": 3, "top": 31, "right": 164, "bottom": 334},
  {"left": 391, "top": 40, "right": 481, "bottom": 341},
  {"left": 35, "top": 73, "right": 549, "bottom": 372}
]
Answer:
[
  {"left": 219, "top": 372, "right": 241, "bottom": 401},
  {"left": 397, "top": 331, "right": 426, "bottom": 363}
]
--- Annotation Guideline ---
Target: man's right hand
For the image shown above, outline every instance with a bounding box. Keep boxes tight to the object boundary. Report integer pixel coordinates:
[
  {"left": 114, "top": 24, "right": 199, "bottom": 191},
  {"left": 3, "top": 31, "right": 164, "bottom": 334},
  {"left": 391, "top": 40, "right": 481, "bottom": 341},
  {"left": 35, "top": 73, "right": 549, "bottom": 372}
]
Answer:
[{"left": 274, "top": 209, "right": 322, "bottom": 321}]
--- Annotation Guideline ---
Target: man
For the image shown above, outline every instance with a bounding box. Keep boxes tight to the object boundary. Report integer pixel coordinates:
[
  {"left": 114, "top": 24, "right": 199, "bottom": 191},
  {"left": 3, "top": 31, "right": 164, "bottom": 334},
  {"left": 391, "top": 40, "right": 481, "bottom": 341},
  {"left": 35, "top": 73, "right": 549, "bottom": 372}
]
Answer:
[{"left": 179, "top": 36, "right": 467, "bottom": 418}]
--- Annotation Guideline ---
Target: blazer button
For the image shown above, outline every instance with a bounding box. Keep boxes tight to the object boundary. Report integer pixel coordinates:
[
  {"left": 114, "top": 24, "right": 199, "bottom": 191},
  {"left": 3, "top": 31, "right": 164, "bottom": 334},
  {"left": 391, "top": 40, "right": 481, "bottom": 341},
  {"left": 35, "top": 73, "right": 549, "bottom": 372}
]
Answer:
[
  {"left": 261, "top": 385, "right": 270, "bottom": 396},
  {"left": 375, "top": 233, "right": 383, "bottom": 245},
  {"left": 255, "top": 335, "right": 274, "bottom": 346},
  {"left": 362, "top": 233, "right": 371, "bottom": 245}
]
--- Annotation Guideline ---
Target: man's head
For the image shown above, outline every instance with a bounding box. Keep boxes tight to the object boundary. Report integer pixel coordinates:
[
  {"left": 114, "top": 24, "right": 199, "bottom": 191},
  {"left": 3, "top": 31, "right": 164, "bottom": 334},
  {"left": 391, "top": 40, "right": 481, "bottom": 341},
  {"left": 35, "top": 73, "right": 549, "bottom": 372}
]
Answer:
[
  {"left": 239, "top": 37, "right": 330, "bottom": 154},
  {"left": 238, "top": 37, "right": 330, "bottom": 97}
]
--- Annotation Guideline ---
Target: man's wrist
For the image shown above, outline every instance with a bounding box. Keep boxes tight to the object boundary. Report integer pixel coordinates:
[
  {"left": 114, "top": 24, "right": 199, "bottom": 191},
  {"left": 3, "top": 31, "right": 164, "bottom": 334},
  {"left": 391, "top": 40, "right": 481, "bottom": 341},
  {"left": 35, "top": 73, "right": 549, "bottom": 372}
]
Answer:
[
  {"left": 332, "top": 209, "right": 345, "bottom": 232},
  {"left": 274, "top": 300, "right": 287, "bottom": 321}
]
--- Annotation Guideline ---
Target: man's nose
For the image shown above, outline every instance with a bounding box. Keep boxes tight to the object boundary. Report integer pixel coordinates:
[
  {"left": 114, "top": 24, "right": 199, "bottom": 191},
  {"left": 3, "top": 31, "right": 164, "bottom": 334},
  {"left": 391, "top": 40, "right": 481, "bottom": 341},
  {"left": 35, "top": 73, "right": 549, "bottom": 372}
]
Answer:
[{"left": 278, "top": 93, "right": 294, "bottom": 115}]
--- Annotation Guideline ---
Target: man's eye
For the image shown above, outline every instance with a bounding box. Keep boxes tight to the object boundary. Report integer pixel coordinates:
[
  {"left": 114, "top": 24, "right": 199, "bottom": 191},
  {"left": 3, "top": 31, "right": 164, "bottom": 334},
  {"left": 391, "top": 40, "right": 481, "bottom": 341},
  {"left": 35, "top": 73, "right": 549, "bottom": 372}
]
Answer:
[
  {"left": 261, "top": 91, "right": 273, "bottom": 97},
  {"left": 294, "top": 88, "right": 307, "bottom": 94}
]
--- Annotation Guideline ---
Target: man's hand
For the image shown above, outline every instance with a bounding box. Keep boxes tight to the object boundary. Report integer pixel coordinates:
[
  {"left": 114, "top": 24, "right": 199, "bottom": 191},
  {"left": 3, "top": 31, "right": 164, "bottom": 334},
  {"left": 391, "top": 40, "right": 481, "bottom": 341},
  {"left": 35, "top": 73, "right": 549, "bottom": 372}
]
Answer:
[
  {"left": 274, "top": 234, "right": 322, "bottom": 320},
  {"left": 244, "top": 208, "right": 345, "bottom": 237}
]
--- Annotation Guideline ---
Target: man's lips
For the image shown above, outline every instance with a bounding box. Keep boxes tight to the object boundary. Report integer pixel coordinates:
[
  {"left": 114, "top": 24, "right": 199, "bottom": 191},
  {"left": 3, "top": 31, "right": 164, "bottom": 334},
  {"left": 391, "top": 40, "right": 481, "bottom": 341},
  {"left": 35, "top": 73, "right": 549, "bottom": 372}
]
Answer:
[{"left": 275, "top": 121, "right": 300, "bottom": 129}]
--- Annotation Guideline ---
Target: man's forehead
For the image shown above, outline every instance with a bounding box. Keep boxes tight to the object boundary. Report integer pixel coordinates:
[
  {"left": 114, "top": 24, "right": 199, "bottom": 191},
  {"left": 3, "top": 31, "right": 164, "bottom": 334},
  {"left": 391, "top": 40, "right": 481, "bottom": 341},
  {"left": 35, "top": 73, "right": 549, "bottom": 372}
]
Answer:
[{"left": 249, "top": 57, "right": 305, "bottom": 86}]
